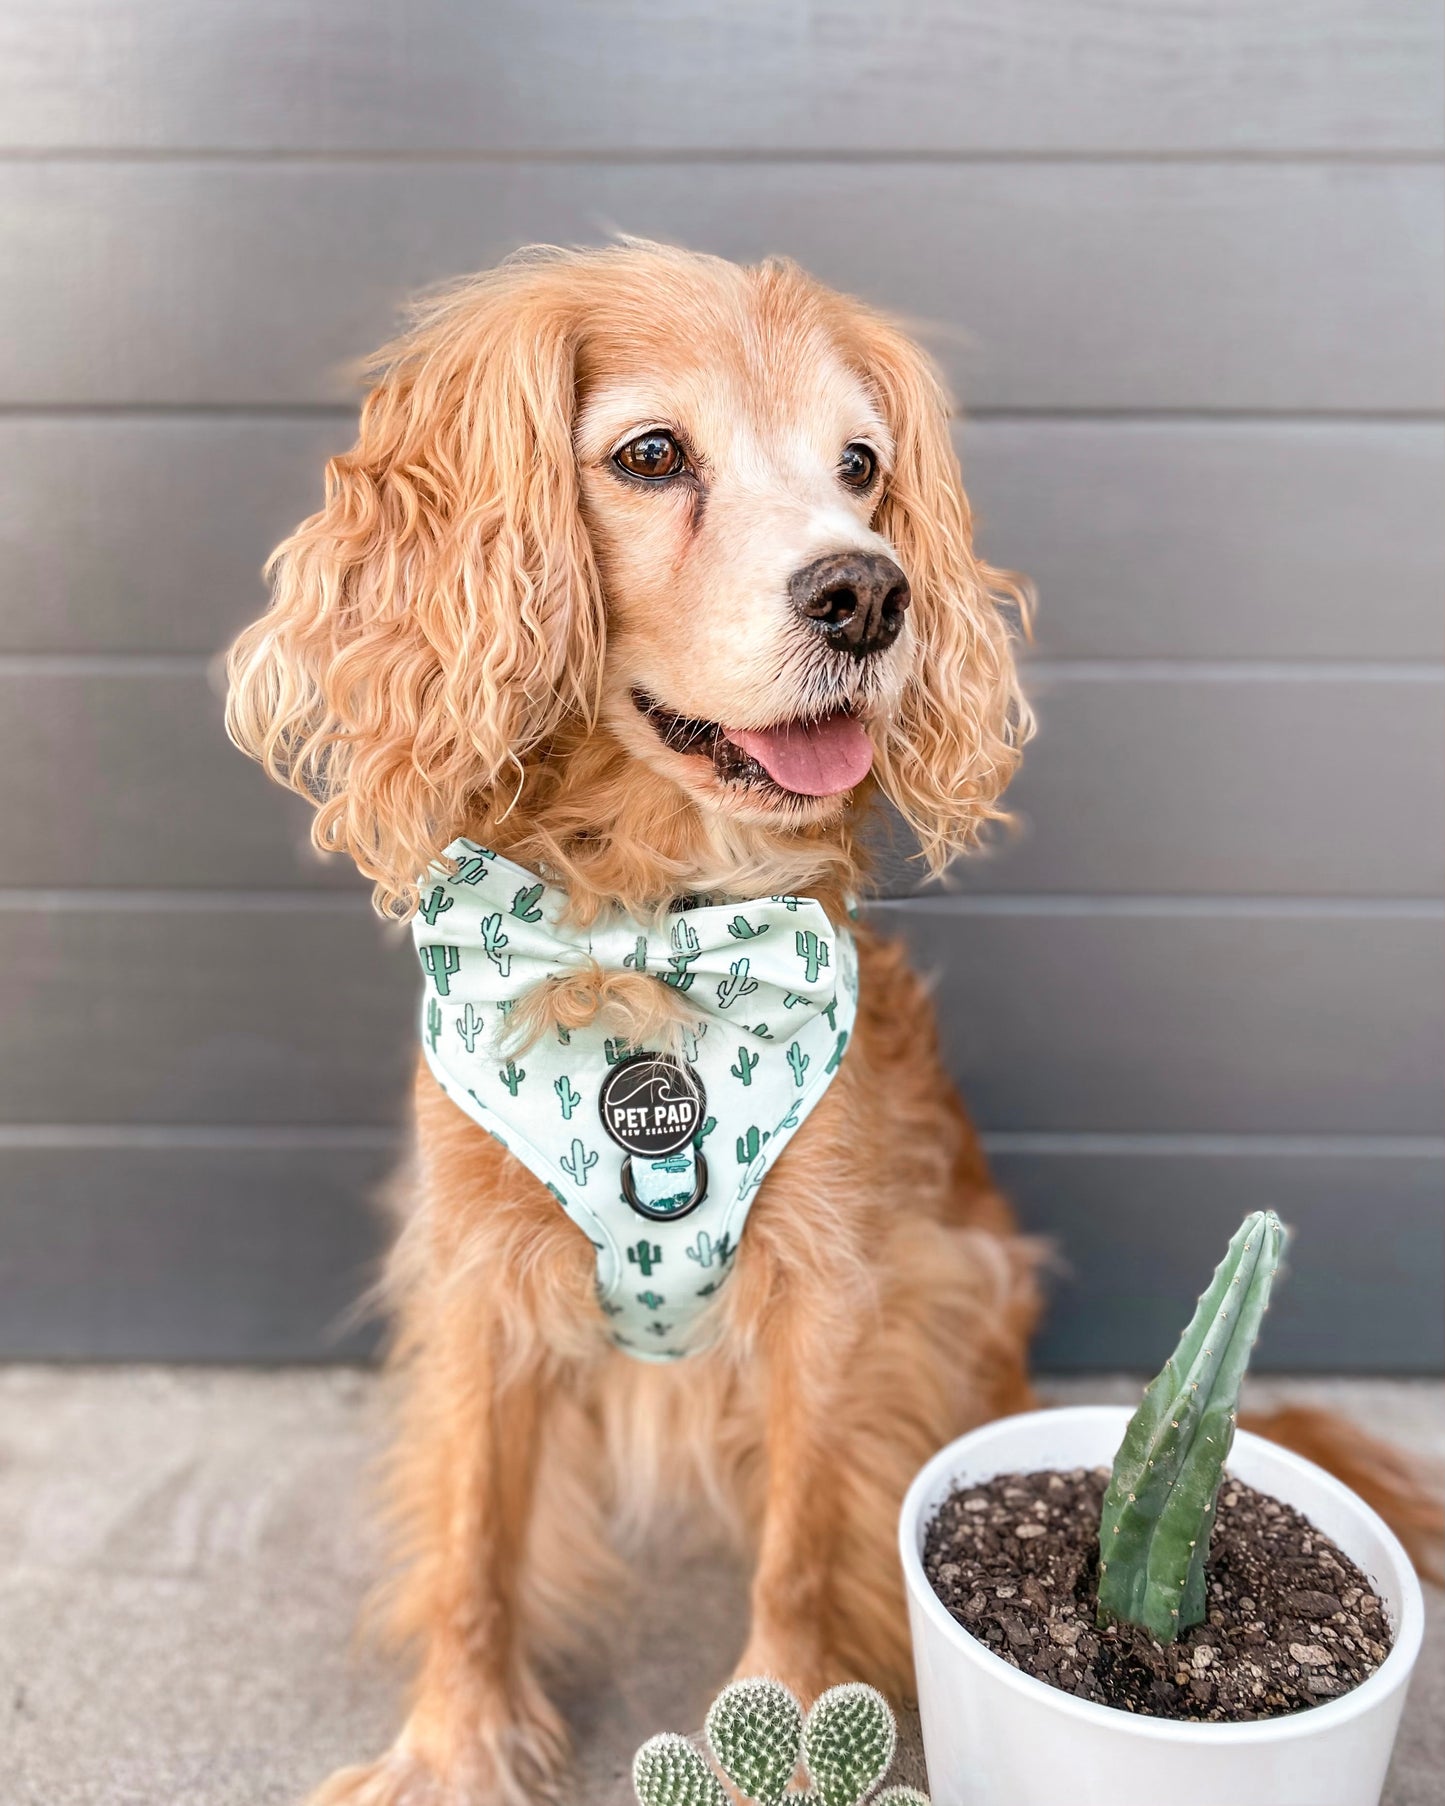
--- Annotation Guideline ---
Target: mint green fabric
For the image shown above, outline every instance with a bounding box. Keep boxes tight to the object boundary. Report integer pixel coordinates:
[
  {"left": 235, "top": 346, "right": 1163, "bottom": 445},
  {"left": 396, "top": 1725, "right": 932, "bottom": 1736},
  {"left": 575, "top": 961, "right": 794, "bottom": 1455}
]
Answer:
[{"left": 412, "top": 841, "right": 858, "bottom": 1360}]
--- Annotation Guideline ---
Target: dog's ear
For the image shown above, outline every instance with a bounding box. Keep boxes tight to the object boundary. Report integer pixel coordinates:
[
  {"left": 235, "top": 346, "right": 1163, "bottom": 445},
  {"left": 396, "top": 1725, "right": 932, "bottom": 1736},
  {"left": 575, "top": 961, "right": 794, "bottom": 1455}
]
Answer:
[
  {"left": 225, "top": 269, "right": 603, "bottom": 913},
  {"left": 856, "top": 319, "right": 1033, "bottom": 876}
]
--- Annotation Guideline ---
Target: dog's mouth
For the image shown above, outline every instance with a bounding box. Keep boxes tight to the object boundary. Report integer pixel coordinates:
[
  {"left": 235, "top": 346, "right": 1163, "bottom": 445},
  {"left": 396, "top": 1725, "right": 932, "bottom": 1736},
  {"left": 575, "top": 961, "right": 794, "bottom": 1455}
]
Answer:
[{"left": 631, "top": 690, "right": 874, "bottom": 798}]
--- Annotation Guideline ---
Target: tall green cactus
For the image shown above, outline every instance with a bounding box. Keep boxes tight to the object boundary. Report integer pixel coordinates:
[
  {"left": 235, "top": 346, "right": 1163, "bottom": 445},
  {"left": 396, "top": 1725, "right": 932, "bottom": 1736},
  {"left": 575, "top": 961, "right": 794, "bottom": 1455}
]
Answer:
[
  {"left": 424, "top": 995, "right": 442, "bottom": 1052},
  {"left": 420, "top": 944, "right": 459, "bottom": 996},
  {"left": 1097, "top": 1209, "right": 1288, "bottom": 1643},
  {"left": 729, "top": 1045, "right": 759, "bottom": 1087},
  {"left": 478, "top": 913, "right": 511, "bottom": 976},
  {"left": 559, "top": 1138, "right": 597, "bottom": 1185},
  {"left": 509, "top": 882, "right": 545, "bottom": 921}
]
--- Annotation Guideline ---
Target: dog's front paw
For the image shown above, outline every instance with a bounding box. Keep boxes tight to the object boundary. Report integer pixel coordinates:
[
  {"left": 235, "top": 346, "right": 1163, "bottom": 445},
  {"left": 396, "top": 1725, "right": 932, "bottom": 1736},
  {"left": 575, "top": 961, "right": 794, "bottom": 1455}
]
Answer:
[{"left": 308, "top": 1708, "right": 568, "bottom": 1806}]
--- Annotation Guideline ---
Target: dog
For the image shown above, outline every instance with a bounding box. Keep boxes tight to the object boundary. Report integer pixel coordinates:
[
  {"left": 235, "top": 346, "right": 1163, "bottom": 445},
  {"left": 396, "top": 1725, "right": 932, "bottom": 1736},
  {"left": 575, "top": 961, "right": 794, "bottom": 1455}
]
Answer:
[{"left": 226, "top": 242, "right": 1438, "bottom": 1806}]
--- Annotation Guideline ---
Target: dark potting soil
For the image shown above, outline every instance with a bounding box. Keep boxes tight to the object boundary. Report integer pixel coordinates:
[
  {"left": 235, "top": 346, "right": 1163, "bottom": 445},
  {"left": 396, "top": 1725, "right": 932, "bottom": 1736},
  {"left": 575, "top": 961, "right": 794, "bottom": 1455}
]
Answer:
[{"left": 922, "top": 1467, "right": 1392, "bottom": 1723}]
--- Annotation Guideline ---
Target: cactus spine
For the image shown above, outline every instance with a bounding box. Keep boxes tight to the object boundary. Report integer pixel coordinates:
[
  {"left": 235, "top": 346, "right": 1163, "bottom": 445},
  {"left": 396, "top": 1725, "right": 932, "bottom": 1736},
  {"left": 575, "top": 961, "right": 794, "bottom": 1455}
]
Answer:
[
  {"left": 705, "top": 1678, "right": 801, "bottom": 1806},
  {"left": 802, "top": 1685, "right": 896, "bottom": 1806},
  {"left": 633, "top": 1734, "right": 727, "bottom": 1806},
  {"left": 1096, "top": 1209, "right": 1288, "bottom": 1643}
]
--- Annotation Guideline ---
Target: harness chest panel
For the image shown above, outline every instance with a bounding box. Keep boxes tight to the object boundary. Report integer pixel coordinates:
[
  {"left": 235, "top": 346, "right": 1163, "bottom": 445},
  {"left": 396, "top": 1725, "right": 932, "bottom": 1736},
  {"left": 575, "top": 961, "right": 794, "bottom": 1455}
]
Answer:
[{"left": 412, "top": 840, "right": 858, "bottom": 1360}]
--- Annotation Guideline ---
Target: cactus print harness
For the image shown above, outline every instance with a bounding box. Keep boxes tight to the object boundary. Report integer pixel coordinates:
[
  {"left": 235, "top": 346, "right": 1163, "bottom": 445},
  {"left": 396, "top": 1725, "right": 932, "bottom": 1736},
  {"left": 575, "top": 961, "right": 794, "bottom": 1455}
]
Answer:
[{"left": 412, "top": 840, "right": 859, "bottom": 1361}]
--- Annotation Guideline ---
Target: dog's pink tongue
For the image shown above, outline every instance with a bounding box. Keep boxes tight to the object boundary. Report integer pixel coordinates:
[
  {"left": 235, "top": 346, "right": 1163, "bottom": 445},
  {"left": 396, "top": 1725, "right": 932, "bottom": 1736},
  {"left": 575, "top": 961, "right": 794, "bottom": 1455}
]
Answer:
[{"left": 724, "top": 712, "right": 874, "bottom": 796}]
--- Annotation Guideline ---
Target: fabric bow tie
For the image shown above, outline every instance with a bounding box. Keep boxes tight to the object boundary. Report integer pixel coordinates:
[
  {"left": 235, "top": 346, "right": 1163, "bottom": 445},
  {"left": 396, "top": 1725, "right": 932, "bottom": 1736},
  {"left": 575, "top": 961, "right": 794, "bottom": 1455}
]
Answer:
[{"left": 413, "top": 841, "right": 845, "bottom": 1040}]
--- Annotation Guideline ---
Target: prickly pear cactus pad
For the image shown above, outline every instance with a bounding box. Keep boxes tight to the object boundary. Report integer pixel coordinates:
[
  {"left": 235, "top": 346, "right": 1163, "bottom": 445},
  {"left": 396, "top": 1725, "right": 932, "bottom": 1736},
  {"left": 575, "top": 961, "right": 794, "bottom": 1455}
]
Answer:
[
  {"left": 801, "top": 1684, "right": 898, "bottom": 1806},
  {"left": 412, "top": 841, "right": 859, "bottom": 1360},
  {"left": 1097, "top": 1209, "right": 1288, "bottom": 1643},
  {"left": 633, "top": 1733, "right": 729, "bottom": 1806},
  {"left": 634, "top": 1677, "right": 924, "bottom": 1806},
  {"left": 705, "top": 1678, "right": 802, "bottom": 1806}
]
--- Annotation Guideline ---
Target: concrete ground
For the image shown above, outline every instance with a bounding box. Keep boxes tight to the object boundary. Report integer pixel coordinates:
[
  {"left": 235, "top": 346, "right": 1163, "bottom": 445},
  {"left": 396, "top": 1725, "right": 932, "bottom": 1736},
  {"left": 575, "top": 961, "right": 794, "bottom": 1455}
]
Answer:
[{"left": 0, "top": 1370, "right": 1438, "bottom": 1806}]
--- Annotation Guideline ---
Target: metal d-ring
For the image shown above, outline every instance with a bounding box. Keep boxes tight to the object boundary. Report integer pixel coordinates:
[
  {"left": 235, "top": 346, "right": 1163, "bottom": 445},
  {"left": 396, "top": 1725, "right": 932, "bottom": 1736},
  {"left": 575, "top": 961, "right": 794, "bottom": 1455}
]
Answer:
[{"left": 619, "top": 1152, "right": 709, "bottom": 1223}]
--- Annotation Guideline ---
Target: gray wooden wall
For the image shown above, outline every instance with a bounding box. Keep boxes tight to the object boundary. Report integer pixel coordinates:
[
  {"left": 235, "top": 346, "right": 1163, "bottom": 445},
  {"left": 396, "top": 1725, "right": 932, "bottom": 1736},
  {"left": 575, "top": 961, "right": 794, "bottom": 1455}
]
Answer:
[{"left": 1, "top": 1, "right": 1440, "bottom": 1369}]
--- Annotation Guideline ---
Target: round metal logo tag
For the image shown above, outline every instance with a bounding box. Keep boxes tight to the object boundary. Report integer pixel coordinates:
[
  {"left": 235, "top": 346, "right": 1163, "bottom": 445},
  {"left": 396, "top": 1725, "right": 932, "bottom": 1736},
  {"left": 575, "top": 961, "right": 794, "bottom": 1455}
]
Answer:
[{"left": 597, "top": 1054, "right": 706, "bottom": 1158}]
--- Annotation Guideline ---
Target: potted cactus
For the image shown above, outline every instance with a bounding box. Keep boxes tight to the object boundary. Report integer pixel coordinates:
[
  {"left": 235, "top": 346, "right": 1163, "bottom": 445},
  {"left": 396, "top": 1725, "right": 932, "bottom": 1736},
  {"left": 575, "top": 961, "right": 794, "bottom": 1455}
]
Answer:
[{"left": 898, "top": 1213, "right": 1425, "bottom": 1806}]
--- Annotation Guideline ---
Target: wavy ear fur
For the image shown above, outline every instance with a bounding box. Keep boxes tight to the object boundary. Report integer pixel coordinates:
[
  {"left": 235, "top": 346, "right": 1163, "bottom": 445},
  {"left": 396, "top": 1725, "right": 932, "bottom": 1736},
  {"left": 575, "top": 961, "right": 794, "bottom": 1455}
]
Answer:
[
  {"left": 849, "top": 313, "right": 1033, "bottom": 875},
  {"left": 225, "top": 261, "right": 604, "bottom": 914}
]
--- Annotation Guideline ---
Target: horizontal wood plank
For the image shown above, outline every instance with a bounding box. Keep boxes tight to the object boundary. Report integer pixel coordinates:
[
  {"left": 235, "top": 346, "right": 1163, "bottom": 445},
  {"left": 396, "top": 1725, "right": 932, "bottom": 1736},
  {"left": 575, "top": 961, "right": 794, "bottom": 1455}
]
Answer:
[
  {"left": 0, "top": 1138, "right": 1435, "bottom": 1366},
  {"left": 4, "top": 417, "right": 1441, "bottom": 659},
  {"left": 0, "top": 1143, "right": 391, "bottom": 1360},
  {"left": 963, "top": 419, "right": 1445, "bottom": 661},
  {"left": 2, "top": 163, "right": 1438, "bottom": 410},
  {"left": 1, "top": 1, "right": 1438, "bottom": 154},
  {"left": 0, "top": 904, "right": 1437, "bottom": 1132},
  {"left": 992, "top": 1146, "right": 1445, "bottom": 1370},
  {"left": 3, "top": 670, "right": 1438, "bottom": 895},
  {"left": 884, "top": 902, "right": 1444, "bottom": 1136}
]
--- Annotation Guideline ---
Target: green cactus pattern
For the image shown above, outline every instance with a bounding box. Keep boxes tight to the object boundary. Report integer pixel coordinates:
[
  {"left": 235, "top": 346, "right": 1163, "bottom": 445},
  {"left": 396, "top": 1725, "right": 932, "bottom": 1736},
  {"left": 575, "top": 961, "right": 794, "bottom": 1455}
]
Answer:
[
  {"left": 478, "top": 914, "right": 511, "bottom": 976},
  {"left": 795, "top": 929, "right": 830, "bottom": 984},
  {"left": 560, "top": 1137, "right": 598, "bottom": 1185},
  {"left": 420, "top": 944, "right": 459, "bottom": 996},
  {"left": 736, "top": 1125, "right": 770, "bottom": 1166},
  {"left": 716, "top": 958, "right": 759, "bottom": 1010},
  {"left": 456, "top": 1001, "right": 483, "bottom": 1053},
  {"left": 415, "top": 842, "right": 862, "bottom": 1364},
  {"left": 1097, "top": 1210, "right": 1287, "bottom": 1643},
  {"left": 450, "top": 852, "right": 493, "bottom": 885},
  {"left": 509, "top": 882, "right": 545, "bottom": 921},
  {"left": 417, "top": 885, "right": 454, "bottom": 925},
  {"left": 627, "top": 1239, "right": 662, "bottom": 1277},
  {"left": 634, "top": 1678, "right": 920, "bottom": 1806},
  {"left": 770, "top": 894, "right": 802, "bottom": 911}
]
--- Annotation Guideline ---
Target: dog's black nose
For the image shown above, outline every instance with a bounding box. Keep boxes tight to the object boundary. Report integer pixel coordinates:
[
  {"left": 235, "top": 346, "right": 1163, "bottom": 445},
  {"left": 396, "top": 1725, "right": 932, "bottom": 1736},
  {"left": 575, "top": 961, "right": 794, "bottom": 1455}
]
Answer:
[{"left": 789, "top": 551, "right": 911, "bottom": 658}]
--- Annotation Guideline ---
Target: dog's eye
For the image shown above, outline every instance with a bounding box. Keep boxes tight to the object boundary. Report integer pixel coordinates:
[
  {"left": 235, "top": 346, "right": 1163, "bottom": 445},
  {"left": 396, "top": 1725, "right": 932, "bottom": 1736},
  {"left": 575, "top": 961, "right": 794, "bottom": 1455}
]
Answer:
[
  {"left": 614, "top": 431, "right": 686, "bottom": 481},
  {"left": 838, "top": 442, "right": 877, "bottom": 490}
]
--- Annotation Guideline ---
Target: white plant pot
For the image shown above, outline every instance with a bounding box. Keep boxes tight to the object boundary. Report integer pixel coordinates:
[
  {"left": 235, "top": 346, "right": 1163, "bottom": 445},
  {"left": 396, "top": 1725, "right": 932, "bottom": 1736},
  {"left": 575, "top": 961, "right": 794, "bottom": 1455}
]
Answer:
[{"left": 899, "top": 1406, "right": 1423, "bottom": 1806}]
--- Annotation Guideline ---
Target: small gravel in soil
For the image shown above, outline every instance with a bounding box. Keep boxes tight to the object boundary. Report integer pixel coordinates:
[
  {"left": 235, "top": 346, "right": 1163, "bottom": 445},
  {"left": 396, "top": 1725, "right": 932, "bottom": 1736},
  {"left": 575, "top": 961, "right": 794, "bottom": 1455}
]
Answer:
[{"left": 922, "top": 1468, "right": 1392, "bottom": 1722}]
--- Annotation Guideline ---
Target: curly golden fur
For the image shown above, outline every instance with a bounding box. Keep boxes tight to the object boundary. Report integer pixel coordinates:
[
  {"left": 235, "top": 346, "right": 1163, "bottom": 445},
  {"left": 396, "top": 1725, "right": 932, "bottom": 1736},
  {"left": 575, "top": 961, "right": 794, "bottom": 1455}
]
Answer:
[{"left": 226, "top": 243, "right": 1438, "bottom": 1806}]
